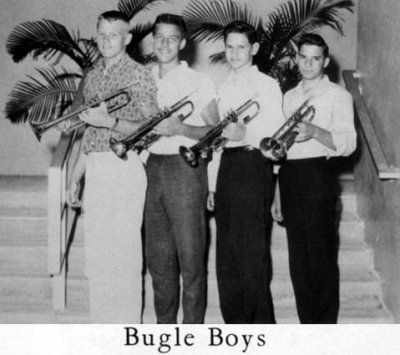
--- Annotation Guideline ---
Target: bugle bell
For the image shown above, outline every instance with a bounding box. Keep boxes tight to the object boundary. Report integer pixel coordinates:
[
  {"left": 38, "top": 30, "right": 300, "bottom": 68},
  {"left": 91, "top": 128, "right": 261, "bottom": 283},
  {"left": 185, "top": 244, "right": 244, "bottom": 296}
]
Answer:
[
  {"left": 110, "top": 91, "right": 196, "bottom": 160},
  {"left": 30, "top": 81, "right": 139, "bottom": 141},
  {"left": 179, "top": 98, "right": 260, "bottom": 167},
  {"left": 259, "top": 100, "right": 315, "bottom": 161}
]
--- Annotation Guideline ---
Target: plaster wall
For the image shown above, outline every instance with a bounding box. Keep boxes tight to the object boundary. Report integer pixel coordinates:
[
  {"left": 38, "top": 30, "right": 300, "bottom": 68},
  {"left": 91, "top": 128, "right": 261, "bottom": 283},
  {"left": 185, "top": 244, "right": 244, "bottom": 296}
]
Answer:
[
  {"left": 0, "top": 0, "right": 357, "bottom": 175},
  {"left": 356, "top": 0, "right": 400, "bottom": 320}
]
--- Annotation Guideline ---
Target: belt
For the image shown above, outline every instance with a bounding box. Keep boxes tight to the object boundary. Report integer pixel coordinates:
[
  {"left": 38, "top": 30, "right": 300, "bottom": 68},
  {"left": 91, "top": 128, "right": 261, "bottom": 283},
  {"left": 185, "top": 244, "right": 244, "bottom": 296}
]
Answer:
[{"left": 223, "top": 145, "right": 255, "bottom": 153}]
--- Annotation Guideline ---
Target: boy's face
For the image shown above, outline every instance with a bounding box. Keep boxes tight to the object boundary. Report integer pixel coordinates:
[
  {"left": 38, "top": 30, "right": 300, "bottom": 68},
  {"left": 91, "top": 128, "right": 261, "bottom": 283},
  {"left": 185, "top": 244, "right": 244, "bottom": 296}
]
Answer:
[
  {"left": 224, "top": 32, "right": 259, "bottom": 71},
  {"left": 153, "top": 23, "right": 186, "bottom": 65},
  {"left": 297, "top": 44, "right": 329, "bottom": 81},
  {"left": 96, "top": 19, "right": 131, "bottom": 60}
]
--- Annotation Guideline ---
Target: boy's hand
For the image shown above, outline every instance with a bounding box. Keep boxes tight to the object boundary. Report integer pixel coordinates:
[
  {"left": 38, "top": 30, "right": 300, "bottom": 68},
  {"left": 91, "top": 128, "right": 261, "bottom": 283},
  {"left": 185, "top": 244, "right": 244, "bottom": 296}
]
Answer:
[
  {"left": 222, "top": 122, "right": 246, "bottom": 141},
  {"left": 207, "top": 192, "right": 215, "bottom": 212},
  {"left": 152, "top": 114, "right": 184, "bottom": 137},
  {"left": 66, "top": 181, "right": 82, "bottom": 209},
  {"left": 270, "top": 198, "right": 283, "bottom": 222},
  {"left": 79, "top": 102, "right": 114, "bottom": 128},
  {"left": 294, "top": 121, "right": 317, "bottom": 142}
]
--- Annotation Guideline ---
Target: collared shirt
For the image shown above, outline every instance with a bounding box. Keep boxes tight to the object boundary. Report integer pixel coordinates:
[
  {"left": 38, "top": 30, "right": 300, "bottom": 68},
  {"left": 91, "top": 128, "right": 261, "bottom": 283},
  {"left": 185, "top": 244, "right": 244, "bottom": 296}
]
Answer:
[
  {"left": 148, "top": 61, "right": 217, "bottom": 155},
  {"left": 208, "top": 65, "right": 285, "bottom": 191},
  {"left": 81, "top": 53, "right": 157, "bottom": 154},
  {"left": 217, "top": 65, "right": 285, "bottom": 148},
  {"left": 284, "top": 75, "right": 356, "bottom": 160}
]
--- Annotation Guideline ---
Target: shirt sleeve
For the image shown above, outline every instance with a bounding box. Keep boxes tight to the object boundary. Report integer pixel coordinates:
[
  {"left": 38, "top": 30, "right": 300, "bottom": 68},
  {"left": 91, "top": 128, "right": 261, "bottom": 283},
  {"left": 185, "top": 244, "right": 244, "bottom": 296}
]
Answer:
[
  {"left": 251, "top": 78, "right": 285, "bottom": 148},
  {"left": 326, "top": 89, "right": 357, "bottom": 157}
]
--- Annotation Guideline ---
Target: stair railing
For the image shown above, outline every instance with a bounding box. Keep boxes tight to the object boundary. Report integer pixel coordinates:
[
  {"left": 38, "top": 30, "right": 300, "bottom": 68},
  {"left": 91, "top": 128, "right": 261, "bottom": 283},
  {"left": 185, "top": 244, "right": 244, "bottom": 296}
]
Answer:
[
  {"left": 343, "top": 70, "right": 400, "bottom": 180},
  {"left": 48, "top": 129, "right": 83, "bottom": 311}
]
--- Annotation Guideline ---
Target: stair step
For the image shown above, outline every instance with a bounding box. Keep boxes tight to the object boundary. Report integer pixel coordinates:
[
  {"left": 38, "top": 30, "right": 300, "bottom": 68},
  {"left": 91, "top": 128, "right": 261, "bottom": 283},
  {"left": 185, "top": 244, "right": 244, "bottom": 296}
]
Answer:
[
  {"left": 0, "top": 216, "right": 47, "bottom": 245},
  {"left": 206, "top": 247, "right": 378, "bottom": 283},
  {"left": 0, "top": 275, "right": 52, "bottom": 312},
  {"left": 0, "top": 176, "right": 47, "bottom": 210},
  {"left": 269, "top": 221, "right": 367, "bottom": 249},
  {"left": 0, "top": 243, "right": 84, "bottom": 277}
]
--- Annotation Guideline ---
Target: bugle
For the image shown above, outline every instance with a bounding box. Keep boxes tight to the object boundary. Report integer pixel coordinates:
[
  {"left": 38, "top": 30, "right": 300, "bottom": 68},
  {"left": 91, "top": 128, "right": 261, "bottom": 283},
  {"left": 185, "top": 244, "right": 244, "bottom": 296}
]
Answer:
[
  {"left": 179, "top": 98, "right": 260, "bottom": 167},
  {"left": 259, "top": 100, "right": 315, "bottom": 161},
  {"left": 30, "top": 81, "right": 139, "bottom": 141},
  {"left": 109, "top": 92, "right": 196, "bottom": 160}
]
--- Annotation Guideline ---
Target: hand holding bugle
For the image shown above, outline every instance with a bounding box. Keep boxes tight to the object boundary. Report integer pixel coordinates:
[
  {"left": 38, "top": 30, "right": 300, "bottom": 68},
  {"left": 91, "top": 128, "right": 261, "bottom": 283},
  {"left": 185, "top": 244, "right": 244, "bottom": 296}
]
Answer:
[
  {"left": 29, "top": 81, "right": 139, "bottom": 141},
  {"left": 179, "top": 97, "right": 260, "bottom": 168},
  {"left": 109, "top": 92, "right": 196, "bottom": 160},
  {"left": 259, "top": 100, "right": 315, "bottom": 161}
]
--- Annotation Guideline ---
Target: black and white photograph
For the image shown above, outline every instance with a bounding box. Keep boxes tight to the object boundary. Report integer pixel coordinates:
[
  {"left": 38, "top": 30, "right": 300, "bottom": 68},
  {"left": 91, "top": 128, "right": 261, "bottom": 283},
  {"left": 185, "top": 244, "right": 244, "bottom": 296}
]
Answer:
[{"left": 0, "top": 0, "right": 399, "bottom": 353}]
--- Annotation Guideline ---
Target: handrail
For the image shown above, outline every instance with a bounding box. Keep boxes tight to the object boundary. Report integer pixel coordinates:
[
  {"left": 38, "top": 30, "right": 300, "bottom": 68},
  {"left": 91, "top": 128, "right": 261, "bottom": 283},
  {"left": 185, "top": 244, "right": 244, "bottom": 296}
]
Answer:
[
  {"left": 48, "top": 129, "right": 82, "bottom": 311},
  {"left": 343, "top": 70, "right": 400, "bottom": 180}
]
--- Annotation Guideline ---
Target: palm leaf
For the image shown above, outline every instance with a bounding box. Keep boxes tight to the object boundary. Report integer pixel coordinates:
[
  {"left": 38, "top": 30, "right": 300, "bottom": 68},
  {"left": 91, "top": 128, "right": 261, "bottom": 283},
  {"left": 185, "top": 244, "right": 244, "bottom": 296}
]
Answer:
[
  {"left": 6, "top": 19, "right": 94, "bottom": 69},
  {"left": 118, "top": 0, "right": 170, "bottom": 21},
  {"left": 261, "top": 0, "right": 354, "bottom": 73},
  {"left": 126, "top": 22, "right": 154, "bottom": 62},
  {"left": 78, "top": 38, "right": 101, "bottom": 67},
  {"left": 183, "top": 0, "right": 262, "bottom": 42},
  {"left": 5, "top": 68, "right": 80, "bottom": 124}
]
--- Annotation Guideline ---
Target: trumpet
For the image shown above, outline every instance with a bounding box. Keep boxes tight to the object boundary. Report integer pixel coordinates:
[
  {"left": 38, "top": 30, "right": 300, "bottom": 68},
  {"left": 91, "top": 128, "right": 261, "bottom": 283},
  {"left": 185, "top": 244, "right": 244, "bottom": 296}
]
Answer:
[
  {"left": 30, "top": 81, "right": 139, "bottom": 141},
  {"left": 179, "top": 98, "right": 260, "bottom": 167},
  {"left": 109, "top": 93, "right": 195, "bottom": 160},
  {"left": 259, "top": 100, "right": 315, "bottom": 161}
]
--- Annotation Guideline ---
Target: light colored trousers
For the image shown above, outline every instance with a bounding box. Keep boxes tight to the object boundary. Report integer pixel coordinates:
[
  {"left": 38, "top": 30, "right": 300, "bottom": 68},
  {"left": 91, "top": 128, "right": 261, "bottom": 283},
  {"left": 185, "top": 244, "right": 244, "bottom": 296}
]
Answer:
[{"left": 84, "top": 151, "right": 146, "bottom": 323}]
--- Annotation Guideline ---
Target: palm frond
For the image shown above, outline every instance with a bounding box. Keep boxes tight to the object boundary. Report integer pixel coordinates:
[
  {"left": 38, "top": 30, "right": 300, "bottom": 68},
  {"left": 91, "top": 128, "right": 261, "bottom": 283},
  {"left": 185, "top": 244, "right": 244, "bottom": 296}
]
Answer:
[
  {"left": 261, "top": 0, "right": 354, "bottom": 74},
  {"left": 6, "top": 19, "right": 94, "bottom": 69},
  {"left": 4, "top": 68, "right": 80, "bottom": 125},
  {"left": 183, "top": 0, "right": 262, "bottom": 42},
  {"left": 78, "top": 38, "right": 101, "bottom": 67},
  {"left": 266, "top": 0, "right": 354, "bottom": 41},
  {"left": 209, "top": 51, "right": 227, "bottom": 65},
  {"left": 118, "top": 0, "right": 170, "bottom": 21},
  {"left": 126, "top": 22, "right": 155, "bottom": 63}
]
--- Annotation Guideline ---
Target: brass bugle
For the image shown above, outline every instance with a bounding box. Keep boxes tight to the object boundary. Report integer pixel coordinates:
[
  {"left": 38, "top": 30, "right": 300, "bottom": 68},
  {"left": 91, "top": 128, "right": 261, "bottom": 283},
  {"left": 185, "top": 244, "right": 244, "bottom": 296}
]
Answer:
[
  {"left": 30, "top": 81, "right": 139, "bottom": 141},
  {"left": 179, "top": 98, "right": 260, "bottom": 168},
  {"left": 110, "top": 91, "right": 196, "bottom": 160},
  {"left": 259, "top": 100, "right": 315, "bottom": 161}
]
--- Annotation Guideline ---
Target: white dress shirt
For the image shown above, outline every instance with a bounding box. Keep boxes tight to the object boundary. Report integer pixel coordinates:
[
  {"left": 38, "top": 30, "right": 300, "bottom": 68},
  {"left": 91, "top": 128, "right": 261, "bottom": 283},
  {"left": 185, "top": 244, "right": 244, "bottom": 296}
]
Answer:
[
  {"left": 149, "top": 61, "right": 217, "bottom": 155},
  {"left": 208, "top": 65, "right": 285, "bottom": 191},
  {"left": 217, "top": 65, "right": 285, "bottom": 148},
  {"left": 284, "top": 75, "right": 356, "bottom": 160}
]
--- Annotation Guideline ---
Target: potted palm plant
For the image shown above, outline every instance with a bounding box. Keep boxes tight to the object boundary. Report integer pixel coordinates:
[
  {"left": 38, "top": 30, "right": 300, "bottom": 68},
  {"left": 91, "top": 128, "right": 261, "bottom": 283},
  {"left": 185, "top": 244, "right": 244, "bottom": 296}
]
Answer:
[
  {"left": 4, "top": 0, "right": 168, "bottom": 127},
  {"left": 182, "top": 0, "right": 354, "bottom": 92}
]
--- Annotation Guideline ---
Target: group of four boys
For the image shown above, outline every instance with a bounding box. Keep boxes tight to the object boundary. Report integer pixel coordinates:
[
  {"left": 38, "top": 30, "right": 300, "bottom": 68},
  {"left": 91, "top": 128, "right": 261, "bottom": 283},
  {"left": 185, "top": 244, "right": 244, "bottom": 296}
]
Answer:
[{"left": 67, "top": 10, "right": 356, "bottom": 324}]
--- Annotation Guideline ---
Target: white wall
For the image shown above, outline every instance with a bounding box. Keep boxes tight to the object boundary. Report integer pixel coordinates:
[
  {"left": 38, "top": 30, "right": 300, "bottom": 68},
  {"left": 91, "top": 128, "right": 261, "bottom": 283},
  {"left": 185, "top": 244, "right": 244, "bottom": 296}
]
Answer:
[{"left": 0, "top": 0, "right": 357, "bottom": 175}]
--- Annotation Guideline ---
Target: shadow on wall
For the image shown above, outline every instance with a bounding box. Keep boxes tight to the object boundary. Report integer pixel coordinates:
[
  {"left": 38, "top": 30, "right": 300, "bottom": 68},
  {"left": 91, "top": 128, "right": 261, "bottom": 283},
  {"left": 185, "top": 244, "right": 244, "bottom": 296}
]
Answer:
[{"left": 326, "top": 54, "right": 340, "bottom": 84}]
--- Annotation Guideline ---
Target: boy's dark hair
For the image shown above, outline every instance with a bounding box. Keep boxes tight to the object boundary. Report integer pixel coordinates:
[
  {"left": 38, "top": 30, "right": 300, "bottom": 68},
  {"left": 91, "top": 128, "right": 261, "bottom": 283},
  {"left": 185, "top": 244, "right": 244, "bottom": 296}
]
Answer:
[
  {"left": 152, "top": 13, "right": 187, "bottom": 35},
  {"left": 297, "top": 33, "right": 329, "bottom": 58},
  {"left": 223, "top": 20, "right": 258, "bottom": 44}
]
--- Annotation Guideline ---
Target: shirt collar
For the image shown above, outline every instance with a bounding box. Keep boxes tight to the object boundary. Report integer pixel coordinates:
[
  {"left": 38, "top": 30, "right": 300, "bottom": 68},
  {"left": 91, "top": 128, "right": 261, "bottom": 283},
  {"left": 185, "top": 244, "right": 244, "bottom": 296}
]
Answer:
[
  {"left": 96, "top": 53, "right": 130, "bottom": 74},
  {"left": 296, "top": 74, "right": 330, "bottom": 96},
  {"left": 152, "top": 61, "right": 189, "bottom": 81},
  {"left": 226, "top": 65, "right": 259, "bottom": 84}
]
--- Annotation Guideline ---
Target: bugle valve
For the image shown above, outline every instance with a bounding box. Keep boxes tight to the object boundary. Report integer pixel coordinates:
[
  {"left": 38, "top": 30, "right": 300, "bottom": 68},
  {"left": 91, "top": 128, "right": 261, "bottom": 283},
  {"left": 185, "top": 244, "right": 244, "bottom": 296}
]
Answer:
[
  {"left": 109, "top": 92, "right": 196, "bottom": 160},
  {"left": 29, "top": 81, "right": 139, "bottom": 141},
  {"left": 179, "top": 98, "right": 260, "bottom": 168},
  {"left": 259, "top": 100, "right": 315, "bottom": 161}
]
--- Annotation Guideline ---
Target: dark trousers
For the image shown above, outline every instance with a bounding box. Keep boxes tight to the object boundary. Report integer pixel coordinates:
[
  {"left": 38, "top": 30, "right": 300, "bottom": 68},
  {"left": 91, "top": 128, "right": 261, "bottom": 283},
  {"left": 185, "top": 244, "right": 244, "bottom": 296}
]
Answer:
[
  {"left": 215, "top": 148, "right": 276, "bottom": 324},
  {"left": 279, "top": 157, "right": 340, "bottom": 324},
  {"left": 144, "top": 154, "right": 208, "bottom": 324}
]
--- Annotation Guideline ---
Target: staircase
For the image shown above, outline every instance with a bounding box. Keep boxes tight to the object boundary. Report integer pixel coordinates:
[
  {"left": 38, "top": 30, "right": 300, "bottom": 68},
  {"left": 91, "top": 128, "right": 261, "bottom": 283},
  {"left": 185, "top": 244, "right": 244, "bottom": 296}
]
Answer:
[
  {"left": 0, "top": 175, "right": 393, "bottom": 323},
  {"left": 0, "top": 176, "right": 88, "bottom": 323}
]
